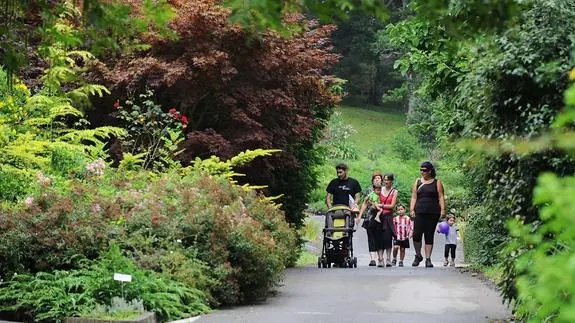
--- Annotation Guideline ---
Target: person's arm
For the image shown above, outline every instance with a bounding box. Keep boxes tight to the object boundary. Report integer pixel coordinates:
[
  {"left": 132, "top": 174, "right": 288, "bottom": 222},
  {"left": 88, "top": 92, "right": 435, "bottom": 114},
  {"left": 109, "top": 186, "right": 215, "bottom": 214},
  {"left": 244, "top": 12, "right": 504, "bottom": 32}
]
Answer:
[
  {"left": 437, "top": 179, "right": 446, "bottom": 217},
  {"left": 326, "top": 180, "right": 334, "bottom": 209},
  {"left": 436, "top": 223, "right": 441, "bottom": 233},
  {"left": 409, "top": 219, "right": 414, "bottom": 238},
  {"left": 356, "top": 199, "right": 369, "bottom": 224},
  {"left": 326, "top": 193, "right": 332, "bottom": 209},
  {"left": 354, "top": 180, "right": 362, "bottom": 208},
  {"left": 409, "top": 180, "right": 418, "bottom": 217},
  {"left": 382, "top": 190, "right": 398, "bottom": 210}
]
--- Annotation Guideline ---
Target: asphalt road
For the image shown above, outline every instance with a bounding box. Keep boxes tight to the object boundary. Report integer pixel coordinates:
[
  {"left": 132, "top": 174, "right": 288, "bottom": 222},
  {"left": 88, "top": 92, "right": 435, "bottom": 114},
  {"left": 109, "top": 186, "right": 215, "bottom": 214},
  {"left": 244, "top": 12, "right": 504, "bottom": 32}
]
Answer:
[{"left": 197, "top": 216, "right": 511, "bottom": 323}]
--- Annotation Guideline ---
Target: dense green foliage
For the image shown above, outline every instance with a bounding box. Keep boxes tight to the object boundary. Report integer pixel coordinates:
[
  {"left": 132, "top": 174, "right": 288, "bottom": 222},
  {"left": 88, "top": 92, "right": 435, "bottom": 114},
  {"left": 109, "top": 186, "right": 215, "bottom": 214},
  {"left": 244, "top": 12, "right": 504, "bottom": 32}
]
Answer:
[
  {"left": 0, "top": 245, "right": 208, "bottom": 322},
  {"left": 379, "top": 0, "right": 575, "bottom": 319}
]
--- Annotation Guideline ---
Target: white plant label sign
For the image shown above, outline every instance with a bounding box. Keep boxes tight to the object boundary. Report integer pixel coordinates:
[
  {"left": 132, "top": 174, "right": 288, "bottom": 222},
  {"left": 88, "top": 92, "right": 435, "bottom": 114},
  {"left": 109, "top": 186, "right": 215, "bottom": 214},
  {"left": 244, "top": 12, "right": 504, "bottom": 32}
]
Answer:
[{"left": 113, "top": 273, "right": 132, "bottom": 282}]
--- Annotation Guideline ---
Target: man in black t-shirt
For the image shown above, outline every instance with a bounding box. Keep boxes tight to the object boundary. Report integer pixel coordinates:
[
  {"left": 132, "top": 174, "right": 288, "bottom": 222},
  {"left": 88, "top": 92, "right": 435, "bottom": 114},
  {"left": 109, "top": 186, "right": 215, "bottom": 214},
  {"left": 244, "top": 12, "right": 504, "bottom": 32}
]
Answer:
[{"left": 326, "top": 163, "right": 362, "bottom": 210}]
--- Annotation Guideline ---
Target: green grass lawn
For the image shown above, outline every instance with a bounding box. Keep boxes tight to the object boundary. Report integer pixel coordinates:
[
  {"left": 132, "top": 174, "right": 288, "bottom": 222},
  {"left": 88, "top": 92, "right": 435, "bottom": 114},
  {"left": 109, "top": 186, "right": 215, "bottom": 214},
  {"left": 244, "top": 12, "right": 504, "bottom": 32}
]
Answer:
[{"left": 337, "top": 105, "right": 406, "bottom": 153}]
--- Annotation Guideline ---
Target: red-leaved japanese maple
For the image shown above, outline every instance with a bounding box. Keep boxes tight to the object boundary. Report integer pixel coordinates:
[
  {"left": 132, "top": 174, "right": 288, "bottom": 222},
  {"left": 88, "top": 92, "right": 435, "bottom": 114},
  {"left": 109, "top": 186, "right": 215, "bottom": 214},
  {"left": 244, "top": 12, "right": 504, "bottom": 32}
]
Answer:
[{"left": 101, "top": 0, "right": 341, "bottom": 225}]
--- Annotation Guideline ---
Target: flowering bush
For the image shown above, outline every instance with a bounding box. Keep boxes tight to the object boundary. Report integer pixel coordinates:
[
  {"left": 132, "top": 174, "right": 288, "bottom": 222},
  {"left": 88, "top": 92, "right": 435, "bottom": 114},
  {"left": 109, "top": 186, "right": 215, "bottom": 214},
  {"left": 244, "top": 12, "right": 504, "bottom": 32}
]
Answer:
[
  {"left": 113, "top": 90, "right": 186, "bottom": 171},
  {"left": 86, "top": 158, "right": 106, "bottom": 177},
  {"left": 0, "top": 167, "right": 298, "bottom": 314}
]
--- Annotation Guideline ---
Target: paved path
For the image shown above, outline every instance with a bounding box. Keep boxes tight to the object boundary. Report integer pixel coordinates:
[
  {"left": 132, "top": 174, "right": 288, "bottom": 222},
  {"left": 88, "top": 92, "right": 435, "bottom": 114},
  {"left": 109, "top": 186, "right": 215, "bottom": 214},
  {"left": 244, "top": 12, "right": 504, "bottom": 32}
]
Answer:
[{"left": 198, "top": 216, "right": 510, "bottom": 323}]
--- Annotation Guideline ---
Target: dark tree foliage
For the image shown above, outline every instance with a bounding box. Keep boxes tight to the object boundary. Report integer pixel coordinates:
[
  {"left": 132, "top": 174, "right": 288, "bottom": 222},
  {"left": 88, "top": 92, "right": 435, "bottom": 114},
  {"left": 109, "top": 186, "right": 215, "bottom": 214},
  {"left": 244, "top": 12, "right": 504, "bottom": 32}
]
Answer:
[
  {"left": 331, "top": 2, "right": 408, "bottom": 106},
  {"left": 97, "top": 0, "right": 341, "bottom": 227},
  {"left": 331, "top": 13, "right": 385, "bottom": 105}
]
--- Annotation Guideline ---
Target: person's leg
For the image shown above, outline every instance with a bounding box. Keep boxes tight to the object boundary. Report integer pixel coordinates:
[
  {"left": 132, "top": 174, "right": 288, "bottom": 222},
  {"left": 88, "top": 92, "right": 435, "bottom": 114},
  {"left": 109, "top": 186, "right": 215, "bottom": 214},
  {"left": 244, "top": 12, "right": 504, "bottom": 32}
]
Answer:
[
  {"left": 393, "top": 245, "right": 399, "bottom": 259},
  {"left": 377, "top": 249, "right": 384, "bottom": 266},
  {"left": 367, "top": 228, "right": 378, "bottom": 264},
  {"left": 400, "top": 247, "right": 406, "bottom": 261},
  {"left": 443, "top": 244, "right": 449, "bottom": 266},
  {"left": 450, "top": 244, "right": 456, "bottom": 266},
  {"left": 423, "top": 217, "right": 435, "bottom": 259},
  {"left": 423, "top": 215, "right": 438, "bottom": 267},
  {"left": 385, "top": 247, "right": 392, "bottom": 264},
  {"left": 412, "top": 215, "right": 424, "bottom": 266}
]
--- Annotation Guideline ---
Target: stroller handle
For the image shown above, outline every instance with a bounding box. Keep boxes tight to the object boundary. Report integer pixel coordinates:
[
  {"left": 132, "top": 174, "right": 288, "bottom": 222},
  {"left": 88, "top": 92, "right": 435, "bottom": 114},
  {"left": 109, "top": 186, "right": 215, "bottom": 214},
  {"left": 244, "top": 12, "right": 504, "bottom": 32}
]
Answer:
[
  {"left": 327, "top": 205, "right": 360, "bottom": 214},
  {"left": 323, "top": 228, "right": 356, "bottom": 233}
]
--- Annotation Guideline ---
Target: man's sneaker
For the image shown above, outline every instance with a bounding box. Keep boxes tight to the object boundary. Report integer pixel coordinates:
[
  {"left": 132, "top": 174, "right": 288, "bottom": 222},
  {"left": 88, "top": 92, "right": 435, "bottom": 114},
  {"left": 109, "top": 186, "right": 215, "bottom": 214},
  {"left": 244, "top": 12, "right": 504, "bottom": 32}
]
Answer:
[
  {"left": 377, "top": 260, "right": 384, "bottom": 267},
  {"left": 398, "top": 261, "right": 404, "bottom": 267},
  {"left": 449, "top": 259, "right": 455, "bottom": 267},
  {"left": 369, "top": 260, "right": 376, "bottom": 267},
  {"left": 392, "top": 258, "right": 397, "bottom": 266},
  {"left": 443, "top": 259, "right": 449, "bottom": 267},
  {"left": 386, "top": 260, "right": 392, "bottom": 267},
  {"left": 425, "top": 258, "right": 434, "bottom": 268},
  {"left": 412, "top": 254, "right": 423, "bottom": 267}
]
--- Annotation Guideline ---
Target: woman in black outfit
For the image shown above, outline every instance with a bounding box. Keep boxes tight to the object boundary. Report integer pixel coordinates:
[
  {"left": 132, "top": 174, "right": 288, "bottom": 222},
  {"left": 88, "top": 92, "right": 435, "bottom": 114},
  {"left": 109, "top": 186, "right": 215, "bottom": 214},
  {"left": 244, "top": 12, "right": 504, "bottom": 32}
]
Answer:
[{"left": 410, "top": 161, "right": 445, "bottom": 268}]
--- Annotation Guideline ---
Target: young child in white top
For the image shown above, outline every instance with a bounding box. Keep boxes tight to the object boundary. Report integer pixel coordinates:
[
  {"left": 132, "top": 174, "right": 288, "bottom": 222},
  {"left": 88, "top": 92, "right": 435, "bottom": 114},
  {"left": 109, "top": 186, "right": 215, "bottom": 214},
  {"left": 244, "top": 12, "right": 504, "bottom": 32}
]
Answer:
[{"left": 437, "top": 215, "right": 459, "bottom": 267}]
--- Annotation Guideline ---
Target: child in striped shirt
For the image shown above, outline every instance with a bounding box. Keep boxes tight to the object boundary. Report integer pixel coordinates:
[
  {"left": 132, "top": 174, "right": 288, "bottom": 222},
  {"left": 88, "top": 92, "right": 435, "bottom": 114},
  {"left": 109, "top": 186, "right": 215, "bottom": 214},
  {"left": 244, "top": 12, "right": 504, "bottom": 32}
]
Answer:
[{"left": 392, "top": 204, "right": 413, "bottom": 267}]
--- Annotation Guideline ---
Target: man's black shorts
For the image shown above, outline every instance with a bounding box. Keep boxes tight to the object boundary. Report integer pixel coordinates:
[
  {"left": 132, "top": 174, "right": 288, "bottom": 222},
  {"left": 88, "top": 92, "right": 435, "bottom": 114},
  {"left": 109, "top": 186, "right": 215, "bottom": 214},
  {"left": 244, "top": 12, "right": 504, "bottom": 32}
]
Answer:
[{"left": 393, "top": 239, "right": 410, "bottom": 249}]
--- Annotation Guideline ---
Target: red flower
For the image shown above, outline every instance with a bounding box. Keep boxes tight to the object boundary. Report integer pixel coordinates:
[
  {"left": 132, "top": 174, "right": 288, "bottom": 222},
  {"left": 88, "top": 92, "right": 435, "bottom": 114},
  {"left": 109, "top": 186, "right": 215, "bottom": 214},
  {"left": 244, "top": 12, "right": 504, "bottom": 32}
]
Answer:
[
  {"left": 168, "top": 108, "right": 177, "bottom": 114},
  {"left": 113, "top": 100, "right": 120, "bottom": 109},
  {"left": 180, "top": 115, "right": 189, "bottom": 124}
]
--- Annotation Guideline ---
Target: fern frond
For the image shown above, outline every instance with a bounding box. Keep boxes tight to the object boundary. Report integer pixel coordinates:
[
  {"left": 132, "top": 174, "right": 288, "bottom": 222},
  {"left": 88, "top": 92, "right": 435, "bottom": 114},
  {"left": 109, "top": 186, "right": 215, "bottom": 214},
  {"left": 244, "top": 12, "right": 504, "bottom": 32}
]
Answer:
[
  {"left": 57, "top": 127, "right": 125, "bottom": 145},
  {"left": 241, "top": 184, "right": 268, "bottom": 191},
  {"left": 228, "top": 149, "right": 281, "bottom": 167},
  {"left": 45, "top": 65, "right": 76, "bottom": 84},
  {"left": 26, "top": 95, "right": 78, "bottom": 119},
  {"left": 66, "top": 50, "right": 95, "bottom": 64},
  {"left": 68, "top": 84, "right": 110, "bottom": 100}
]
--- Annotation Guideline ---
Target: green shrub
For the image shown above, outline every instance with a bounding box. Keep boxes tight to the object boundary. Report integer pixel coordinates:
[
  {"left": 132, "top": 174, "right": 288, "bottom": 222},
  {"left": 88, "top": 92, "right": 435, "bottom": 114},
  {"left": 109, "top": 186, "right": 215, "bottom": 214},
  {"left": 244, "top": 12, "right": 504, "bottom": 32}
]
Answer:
[
  {"left": 389, "top": 128, "right": 425, "bottom": 161},
  {"left": 0, "top": 166, "right": 33, "bottom": 201},
  {"left": 502, "top": 173, "right": 575, "bottom": 322},
  {"left": 463, "top": 205, "right": 507, "bottom": 267},
  {"left": 50, "top": 145, "right": 86, "bottom": 178},
  {"left": 321, "top": 111, "right": 358, "bottom": 160},
  {"left": 0, "top": 244, "right": 209, "bottom": 322}
]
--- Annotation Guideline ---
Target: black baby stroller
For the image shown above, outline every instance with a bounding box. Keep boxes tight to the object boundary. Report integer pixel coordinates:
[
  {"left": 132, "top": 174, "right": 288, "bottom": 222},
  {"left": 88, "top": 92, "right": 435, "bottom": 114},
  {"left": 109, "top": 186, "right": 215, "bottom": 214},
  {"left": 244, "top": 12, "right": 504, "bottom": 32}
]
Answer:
[{"left": 318, "top": 205, "right": 357, "bottom": 268}]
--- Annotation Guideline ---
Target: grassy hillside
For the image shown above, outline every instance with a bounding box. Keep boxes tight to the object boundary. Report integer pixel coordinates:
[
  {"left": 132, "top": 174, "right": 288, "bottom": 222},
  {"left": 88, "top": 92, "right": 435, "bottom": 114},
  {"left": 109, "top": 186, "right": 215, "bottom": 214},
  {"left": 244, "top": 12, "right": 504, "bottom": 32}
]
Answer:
[{"left": 338, "top": 105, "right": 406, "bottom": 152}]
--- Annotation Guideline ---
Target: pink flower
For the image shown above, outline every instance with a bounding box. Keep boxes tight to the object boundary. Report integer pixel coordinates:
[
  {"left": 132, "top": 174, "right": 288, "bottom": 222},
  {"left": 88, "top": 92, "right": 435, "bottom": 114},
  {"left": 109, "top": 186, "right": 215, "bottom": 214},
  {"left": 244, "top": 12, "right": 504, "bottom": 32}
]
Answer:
[
  {"left": 113, "top": 100, "right": 120, "bottom": 109},
  {"left": 91, "top": 204, "right": 102, "bottom": 213},
  {"left": 180, "top": 115, "right": 189, "bottom": 124},
  {"left": 25, "top": 197, "right": 34, "bottom": 206}
]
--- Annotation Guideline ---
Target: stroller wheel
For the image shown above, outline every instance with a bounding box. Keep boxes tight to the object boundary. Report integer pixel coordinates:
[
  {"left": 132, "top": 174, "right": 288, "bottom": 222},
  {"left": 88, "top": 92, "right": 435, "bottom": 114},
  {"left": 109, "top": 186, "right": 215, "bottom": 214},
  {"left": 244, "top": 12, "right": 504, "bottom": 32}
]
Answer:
[
  {"left": 327, "top": 262, "right": 332, "bottom": 268},
  {"left": 353, "top": 257, "right": 358, "bottom": 268},
  {"left": 317, "top": 257, "right": 322, "bottom": 268}
]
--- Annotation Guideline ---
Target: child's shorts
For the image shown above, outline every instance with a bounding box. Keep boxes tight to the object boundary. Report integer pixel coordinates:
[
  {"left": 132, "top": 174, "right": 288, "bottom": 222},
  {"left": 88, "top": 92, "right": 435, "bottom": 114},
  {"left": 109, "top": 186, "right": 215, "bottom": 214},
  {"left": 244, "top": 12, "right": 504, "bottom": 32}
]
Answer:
[{"left": 394, "top": 239, "right": 410, "bottom": 249}]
